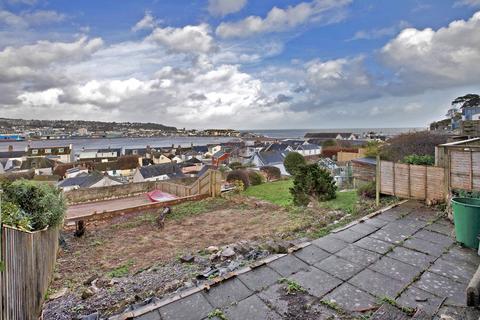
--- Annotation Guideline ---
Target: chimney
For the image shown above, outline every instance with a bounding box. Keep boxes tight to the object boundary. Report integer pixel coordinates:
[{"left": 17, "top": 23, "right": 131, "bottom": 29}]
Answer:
[{"left": 8, "top": 145, "right": 13, "bottom": 152}]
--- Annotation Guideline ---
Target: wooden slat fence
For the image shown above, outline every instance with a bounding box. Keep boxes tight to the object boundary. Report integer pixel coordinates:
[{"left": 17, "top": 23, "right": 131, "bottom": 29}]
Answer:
[
  {"left": 155, "top": 170, "right": 221, "bottom": 198},
  {"left": 379, "top": 160, "right": 445, "bottom": 201},
  {"left": 449, "top": 150, "right": 480, "bottom": 191},
  {"left": 0, "top": 225, "right": 59, "bottom": 320}
]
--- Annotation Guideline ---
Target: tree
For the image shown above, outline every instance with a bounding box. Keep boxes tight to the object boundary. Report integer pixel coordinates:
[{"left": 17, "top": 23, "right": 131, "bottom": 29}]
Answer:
[
  {"left": 283, "top": 152, "right": 306, "bottom": 175},
  {"left": 226, "top": 170, "right": 250, "bottom": 189},
  {"left": 452, "top": 94, "right": 480, "bottom": 109},
  {"left": 260, "top": 166, "right": 281, "bottom": 181},
  {"left": 290, "top": 164, "right": 337, "bottom": 206},
  {"left": 322, "top": 139, "right": 337, "bottom": 147},
  {"left": 380, "top": 131, "right": 448, "bottom": 162}
]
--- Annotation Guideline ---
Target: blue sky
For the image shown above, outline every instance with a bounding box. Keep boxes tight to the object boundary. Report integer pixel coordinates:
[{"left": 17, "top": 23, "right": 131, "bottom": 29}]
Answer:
[{"left": 1, "top": 0, "right": 480, "bottom": 129}]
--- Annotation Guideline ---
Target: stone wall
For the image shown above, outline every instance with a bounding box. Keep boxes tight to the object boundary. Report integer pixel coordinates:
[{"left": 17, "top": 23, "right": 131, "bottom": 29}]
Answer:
[{"left": 65, "top": 181, "right": 156, "bottom": 204}]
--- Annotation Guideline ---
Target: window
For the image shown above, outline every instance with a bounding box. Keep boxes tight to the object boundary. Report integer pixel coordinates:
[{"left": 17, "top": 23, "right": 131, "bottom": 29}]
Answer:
[
  {"left": 45, "top": 149, "right": 51, "bottom": 154},
  {"left": 58, "top": 148, "right": 64, "bottom": 153},
  {"left": 32, "top": 149, "right": 38, "bottom": 155}
]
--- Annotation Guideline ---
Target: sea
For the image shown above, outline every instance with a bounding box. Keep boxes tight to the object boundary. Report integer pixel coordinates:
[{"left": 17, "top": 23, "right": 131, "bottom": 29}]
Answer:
[{"left": 0, "top": 127, "right": 425, "bottom": 153}]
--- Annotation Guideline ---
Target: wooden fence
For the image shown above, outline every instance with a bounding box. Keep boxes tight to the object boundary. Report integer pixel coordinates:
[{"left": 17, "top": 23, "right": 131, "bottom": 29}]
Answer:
[
  {"left": 379, "top": 160, "right": 446, "bottom": 201},
  {"left": 449, "top": 150, "right": 480, "bottom": 191},
  {"left": 156, "top": 170, "right": 221, "bottom": 198},
  {"left": 0, "top": 225, "right": 59, "bottom": 320}
]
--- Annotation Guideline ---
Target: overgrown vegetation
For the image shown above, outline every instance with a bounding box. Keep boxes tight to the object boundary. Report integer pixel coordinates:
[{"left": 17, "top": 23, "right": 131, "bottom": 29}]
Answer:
[
  {"left": 107, "top": 260, "right": 134, "bottom": 278},
  {"left": 278, "top": 278, "right": 306, "bottom": 294},
  {"left": 453, "top": 189, "right": 480, "bottom": 198},
  {"left": 260, "top": 166, "right": 281, "bottom": 181},
  {"left": 207, "top": 309, "right": 228, "bottom": 320},
  {"left": 357, "top": 182, "right": 376, "bottom": 199},
  {"left": 247, "top": 170, "right": 264, "bottom": 186},
  {"left": 169, "top": 197, "right": 229, "bottom": 220},
  {"left": 380, "top": 131, "right": 448, "bottom": 162},
  {"left": 1, "top": 179, "right": 66, "bottom": 231},
  {"left": 283, "top": 152, "right": 306, "bottom": 175},
  {"left": 402, "top": 154, "right": 434, "bottom": 165},
  {"left": 290, "top": 164, "right": 337, "bottom": 206},
  {"left": 226, "top": 170, "right": 250, "bottom": 189}
]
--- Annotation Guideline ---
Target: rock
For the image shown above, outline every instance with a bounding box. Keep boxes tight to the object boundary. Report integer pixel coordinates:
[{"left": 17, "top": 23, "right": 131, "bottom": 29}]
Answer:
[
  {"left": 227, "top": 260, "right": 241, "bottom": 272},
  {"left": 180, "top": 254, "right": 194, "bottom": 263},
  {"left": 206, "top": 246, "right": 219, "bottom": 253},
  {"left": 221, "top": 247, "right": 235, "bottom": 258},
  {"left": 209, "top": 252, "right": 220, "bottom": 261},
  {"left": 83, "top": 275, "right": 97, "bottom": 286},
  {"left": 193, "top": 256, "right": 209, "bottom": 266},
  {"left": 80, "top": 312, "right": 99, "bottom": 320},
  {"left": 81, "top": 288, "right": 95, "bottom": 300},
  {"left": 109, "top": 278, "right": 120, "bottom": 286},
  {"left": 49, "top": 287, "right": 68, "bottom": 300}
]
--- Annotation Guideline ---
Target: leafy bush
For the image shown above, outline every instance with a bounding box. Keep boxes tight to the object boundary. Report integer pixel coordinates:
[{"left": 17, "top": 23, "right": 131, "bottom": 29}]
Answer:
[
  {"left": 402, "top": 154, "right": 434, "bottom": 166},
  {"left": 357, "top": 181, "right": 376, "bottom": 199},
  {"left": 364, "top": 141, "right": 382, "bottom": 158},
  {"left": 228, "top": 162, "right": 244, "bottom": 170},
  {"left": 290, "top": 164, "right": 337, "bottom": 206},
  {"left": 454, "top": 189, "right": 480, "bottom": 199},
  {"left": 1, "top": 201, "right": 32, "bottom": 231},
  {"left": 248, "top": 171, "right": 264, "bottom": 186},
  {"left": 260, "top": 166, "right": 281, "bottom": 181},
  {"left": 284, "top": 152, "right": 306, "bottom": 175},
  {"left": 322, "top": 139, "right": 337, "bottom": 147},
  {"left": 380, "top": 131, "right": 448, "bottom": 162},
  {"left": 1, "top": 180, "right": 66, "bottom": 231},
  {"left": 226, "top": 170, "right": 250, "bottom": 189}
]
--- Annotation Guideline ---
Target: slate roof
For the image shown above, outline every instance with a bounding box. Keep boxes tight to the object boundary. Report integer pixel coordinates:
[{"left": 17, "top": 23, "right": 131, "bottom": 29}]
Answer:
[
  {"left": 263, "top": 143, "right": 290, "bottom": 152},
  {"left": 97, "top": 148, "right": 122, "bottom": 154},
  {"left": 212, "top": 150, "right": 227, "bottom": 158},
  {"left": 20, "top": 157, "right": 56, "bottom": 170},
  {"left": 57, "top": 172, "right": 103, "bottom": 188},
  {"left": 296, "top": 143, "right": 320, "bottom": 151},
  {"left": 192, "top": 146, "right": 208, "bottom": 153},
  {"left": 184, "top": 157, "right": 203, "bottom": 165},
  {"left": 256, "top": 151, "right": 286, "bottom": 165},
  {"left": 352, "top": 157, "right": 377, "bottom": 166},
  {"left": 0, "top": 151, "right": 26, "bottom": 158},
  {"left": 124, "top": 148, "right": 148, "bottom": 156},
  {"left": 139, "top": 163, "right": 185, "bottom": 179}
]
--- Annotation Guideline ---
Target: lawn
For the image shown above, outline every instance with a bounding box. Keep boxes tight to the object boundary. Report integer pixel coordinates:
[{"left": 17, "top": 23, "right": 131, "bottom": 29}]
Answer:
[{"left": 244, "top": 179, "right": 358, "bottom": 212}]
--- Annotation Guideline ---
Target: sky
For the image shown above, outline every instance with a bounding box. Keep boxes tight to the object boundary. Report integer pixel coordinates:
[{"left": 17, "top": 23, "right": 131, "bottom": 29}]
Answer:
[{"left": 1, "top": 0, "right": 480, "bottom": 129}]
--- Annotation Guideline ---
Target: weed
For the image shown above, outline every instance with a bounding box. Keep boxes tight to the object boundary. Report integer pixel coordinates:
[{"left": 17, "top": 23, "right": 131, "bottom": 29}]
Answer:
[
  {"left": 320, "top": 300, "right": 344, "bottom": 312},
  {"left": 278, "top": 278, "right": 306, "bottom": 294},
  {"left": 107, "top": 259, "right": 134, "bottom": 278},
  {"left": 208, "top": 309, "right": 228, "bottom": 320},
  {"left": 379, "top": 296, "right": 415, "bottom": 315}
]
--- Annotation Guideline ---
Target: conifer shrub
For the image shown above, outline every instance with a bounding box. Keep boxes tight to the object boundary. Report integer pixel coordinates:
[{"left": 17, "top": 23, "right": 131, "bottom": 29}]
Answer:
[
  {"left": 290, "top": 164, "right": 337, "bottom": 206},
  {"left": 283, "top": 152, "right": 306, "bottom": 175},
  {"left": 248, "top": 170, "right": 264, "bottom": 186}
]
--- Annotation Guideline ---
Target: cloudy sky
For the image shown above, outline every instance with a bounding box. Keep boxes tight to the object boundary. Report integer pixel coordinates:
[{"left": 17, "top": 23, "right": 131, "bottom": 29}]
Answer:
[{"left": 1, "top": 0, "right": 480, "bottom": 129}]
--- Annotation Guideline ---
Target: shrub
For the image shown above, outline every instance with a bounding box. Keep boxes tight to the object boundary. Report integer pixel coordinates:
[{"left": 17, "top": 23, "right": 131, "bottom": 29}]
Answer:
[
  {"left": 1, "top": 201, "right": 32, "bottom": 231},
  {"left": 248, "top": 171, "right": 264, "bottom": 186},
  {"left": 226, "top": 170, "right": 250, "bottom": 189},
  {"left": 380, "top": 131, "right": 448, "bottom": 162},
  {"left": 453, "top": 189, "right": 480, "bottom": 198},
  {"left": 322, "top": 139, "right": 337, "bottom": 147},
  {"left": 260, "top": 166, "right": 281, "bottom": 181},
  {"left": 290, "top": 164, "right": 337, "bottom": 206},
  {"left": 228, "top": 162, "right": 243, "bottom": 170},
  {"left": 2, "top": 180, "right": 66, "bottom": 231},
  {"left": 402, "top": 154, "right": 434, "bottom": 166},
  {"left": 284, "top": 152, "right": 306, "bottom": 175},
  {"left": 357, "top": 181, "right": 376, "bottom": 199}
]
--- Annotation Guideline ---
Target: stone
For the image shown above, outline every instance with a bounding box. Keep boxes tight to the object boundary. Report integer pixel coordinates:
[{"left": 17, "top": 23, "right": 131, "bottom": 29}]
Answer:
[
  {"left": 268, "top": 254, "right": 309, "bottom": 277},
  {"left": 311, "top": 235, "right": 349, "bottom": 253},
  {"left": 257, "top": 283, "right": 290, "bottom": 316},
  {"left": 203, "top": 278, "right": 252, "bottom": 308},
  {"left": 293, "top": 245, "right": 330, "bottom": 265},
  {"left": 79, "top": 312, "right": 100, "bottom": 320},
  {"left": 442, "top": 246, "right": 480, "bottom": 267},
  {"left": 387, "top": 246, "right": 436, "bottom": 268},
  {"left": 180, "top": 254, "right": 195, "bottom": 263},
  {"left": 397, "top": 286, "right": 444, "bottom": 315},
  {"left": 330, "top": 229, "right": 365, "bottom": 243},
  {"left": 135, "top": 311, "right": 162, "bottom": 320},
  {"left": 434, "top": 306, "right": 480, "bottom": 320},
  {"left": 159, "top": 292, "right": 213, "bottom": 320},
  {"left": 206, "top": 246, "right": 219, "bottom": 253},
  {"left": 265, "top": 240, "right": 288, "bottom": 254},
  {"left": 49, "top": 287, "right": 68, "bottom": 300},
  {"left": 369, "top": 256, "right": 421, "bottom": 283},
  {"left": 402, "top": 237, "right": 446, "bottom": 257},
  {"left": 348, "top": 268, "right": 405, "bottom": 298},
  {"left": 221, "top": 247, "right": 236, "bottom": 258},
  {"left": 371, "top": 224, "right": 418, "bottom": 244},
  {"left": 364, "top": 217, "right": 390, "bottom": 228},
  {"left": 429, "top": 258, "right": 478, "bottom": 284},
  {"left": 83, "top": 275, "right": 97, "bottom": 286},
  {"left": 414, "top": 272, "right": 467, "bottom": 306},
  {"left": 335, "top": 244, "right": 380, "bottom": 268},
  {"left": 289, "top": 267, "right": 342, "bottom": 298},
  {"left": 348, "top": 222, "right": 379, "bottom": 236},
  {"left": 314, "top": 255, "right": 364, "bottom": 281},
  {"left": 322, "top": 282, "right": 377, "bottom": 313},
  {"left": 354, "top": 236, "right": 394, "bottom": 255},
  {"left": 224, "top": 294, "right": 281, "bottom": 320},
  {"left": 81, "top": 288, "right": 95, "bottom": 300},
  {"left": 425, "top": 222, "right": 453, "bottom": 236},
  {"left": 238, "top": 266, "right": 281, "bottom": 292},
  {"left": 414, "top": 230, "right": 454, "bottom": 247}
]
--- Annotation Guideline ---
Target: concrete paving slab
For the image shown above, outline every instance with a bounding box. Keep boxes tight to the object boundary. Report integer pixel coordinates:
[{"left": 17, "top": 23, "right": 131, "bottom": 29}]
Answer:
[
  {"left": 238, "top": 266, "right": 282, "bottom": 292},
  {"left": 257, "top": 283, "right": 289, "bottom": 316},
  {"left": 428, "top": 258, "right": 477, "bottom": 284},
  {"left": 434, "top": 306, "right": 480, "bottom": 320},
  {"left": 402, "top": 237, "right": 446, "bottom": 257},
  {"left": 314, "top": 255, "right": 365, "bottom": 281},
  {"left": 224, "top": 294, "right": 281, "bottom": 320},
  {"left": 414, "top": 272, "right": 466, "bottom": 306},
  {"left": 387, "top": 246, "right": 436, "bottom": 268},
  {"left": 349, "top": 268, "right": 405, "bottom": 298},
  {"left": 135, "top": 311, "right": 162, "bottom": 320},
  {"left": 364, "top": 217, "right": 390, "bottom": 228},
  {"left": 159, "top": 292, "right": 213, "bottom": 320},
  {"left": 203, "top": 278, "right": 252, "bottom": 309},
  {"left": 268, "top": 254, "right": 309, "bottom": 277},
  {"left": 354, "top": 236, "right": 394, "bottom": 255},
  {"left": 396, "top": 286, "right": 444, "bottom": 315},
  {"left": 369, "top": 256, "right": 422, "bottom": 284},
  {"left": 289, "top": 267, "right": 342, "bottom": 298},
  {"left": 406, "top": 209, "right": 439, "bottom": 222},
  {"left": 414, "top": 230, "right": 454, "bottom": 247},
  {"left": 336, "top": 244, "right": 381, "bottom": 267},
  {"left": 311, "top": 235, "right": 349, "bottom": 254},
  {"left": 442, "top": 245, "right": 480, "bottom": 267},
  {"left": 370, "top": 225, "right": 417, "bottom": 244},
  {"left": 425, "top": 222, "right": 453, "bottom": 236},
  {"left": 348, "top": 222, "right": 379, "bottom": 236},
  {"left": 322, "top": 282, "right": 378, "bottom": 313},
  {"left": 293, "top": 245, "right": 331, "bottom": 265},
  {"left": 330, "top": 229, "right": 365, "bottom": 243}
]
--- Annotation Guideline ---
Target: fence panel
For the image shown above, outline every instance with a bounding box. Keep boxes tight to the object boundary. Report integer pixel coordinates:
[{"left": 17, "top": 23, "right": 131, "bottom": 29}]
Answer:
[{"left": 0, "top": 225, "right": 59, "bottom": 320}]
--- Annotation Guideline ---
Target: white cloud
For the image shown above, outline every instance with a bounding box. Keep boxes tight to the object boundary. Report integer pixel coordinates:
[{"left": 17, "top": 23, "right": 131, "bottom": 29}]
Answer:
[
  {"left": 147, "top": 23, "right": 216, "bottom": 54},
  {"left": 0, "top": 9, "right": 65, "bottom": 29},
  {"left": 381, "top": 11, "right": 480, "bottom": 89},
  {"left": 18, "top": 88, "right": 63, "bottom": 106},
  {"left": 216, "top": 0, "right": 351, "bottom": 38},
  {"left": 6, "top": 0, "right": 37, "bottom": 5},
  {"left": 132, "top": 11, "right": 157, "bottom": 32},
  {"left": 454, "top": 0, "right": 480, "bottom": 7},
  {"left": 208, "top": 0, "right": 247, "bottom": 17},
  {"left": 349, "top": 21, "right": 410, "bottom": 41}
]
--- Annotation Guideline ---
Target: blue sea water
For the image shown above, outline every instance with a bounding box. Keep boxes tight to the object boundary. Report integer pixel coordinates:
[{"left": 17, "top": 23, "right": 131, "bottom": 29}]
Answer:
[{"left": 245, "top": 128, "right": 426, "bottom": 139}]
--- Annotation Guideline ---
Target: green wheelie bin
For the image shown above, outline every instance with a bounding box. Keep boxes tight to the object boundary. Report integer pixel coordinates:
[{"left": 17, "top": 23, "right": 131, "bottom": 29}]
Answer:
[{"left": 451, "top": 197, "right": 480, "bottom": 249}]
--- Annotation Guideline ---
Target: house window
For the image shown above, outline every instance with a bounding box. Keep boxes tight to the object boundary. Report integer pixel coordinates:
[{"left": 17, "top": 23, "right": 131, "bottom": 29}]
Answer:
[
  {"left": 58, "top": 148, "right": 64, "bottom": 153},
  {"left": 32, "top": 149, "right": 38, "bottom": 155},
  {"left": 45, "top": 149, "right": 51, "bottom": 154}
]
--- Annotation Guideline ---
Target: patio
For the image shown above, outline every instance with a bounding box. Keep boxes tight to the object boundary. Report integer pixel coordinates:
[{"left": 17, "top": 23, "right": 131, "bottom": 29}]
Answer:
[{"left": 113, "top": 201, "right": 480, "bottom": 320}]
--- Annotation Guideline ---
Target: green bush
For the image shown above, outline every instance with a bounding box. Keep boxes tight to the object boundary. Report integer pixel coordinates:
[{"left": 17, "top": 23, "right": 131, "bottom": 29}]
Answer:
[
  {"left": 226, "top": 170, "right": 250, "bottom": 189},
  {"left": 284, "top": 152, "right": 306, "bottom": 175},
  {"left": 454, "top": 189, "right": 480, "bottom": 198},
  {"left": 228, "top": 162, "right": 244, "bottom": 170},
  {"left": 290, "top": 164, "right": 337, "bottom": 206},
  {"left": 402, "top": 154, "right": 434, "bottom": 166},
  {"left": 1, "top": 180, "right": 66, "bottom": 231},
  {"left": 260, "top": 166, "right": 281, "bottom": 181},
  {"left": 357, "top": 181, "right": 376, "bottom": 199},
  {"left": 1, "top": 201, "right": 32, "bottom": 231},
  {"left": 248, "top": 171, "right": 264, "bottom": 186}
]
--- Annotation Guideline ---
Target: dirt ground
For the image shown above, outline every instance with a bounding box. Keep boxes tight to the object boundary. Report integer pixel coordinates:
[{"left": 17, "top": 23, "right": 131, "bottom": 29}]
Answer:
[{"left": 53, "top": 196, "right": 294, "bottom": 291}]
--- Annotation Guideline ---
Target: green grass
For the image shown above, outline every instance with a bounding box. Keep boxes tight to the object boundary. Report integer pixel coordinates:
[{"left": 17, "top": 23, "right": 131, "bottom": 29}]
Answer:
[
  {"left": 318, "top": 191, "right": 358, "bottom": 214},
  {"left": 169, "top": 197, "right": 231, "bottom": 220},
  {"left": 244, "top": 180, "right": 294, "bottom": 207},
  {"left": 107, "top": 259, "right": 135, "bottom": 278}
]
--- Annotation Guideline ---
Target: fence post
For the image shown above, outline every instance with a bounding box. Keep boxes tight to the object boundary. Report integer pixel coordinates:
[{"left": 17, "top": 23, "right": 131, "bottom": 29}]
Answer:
[
  {"left": 0, "top": 189, "right": 3, "bottom": 272},
  {"left": 376, "top": 155, "right": 380, "bottom": 206}
]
